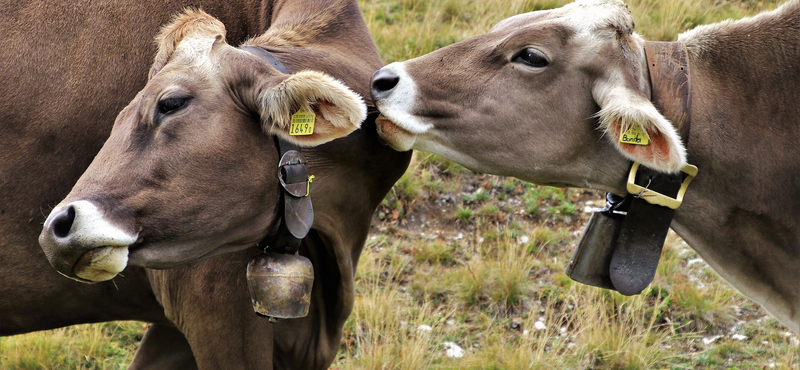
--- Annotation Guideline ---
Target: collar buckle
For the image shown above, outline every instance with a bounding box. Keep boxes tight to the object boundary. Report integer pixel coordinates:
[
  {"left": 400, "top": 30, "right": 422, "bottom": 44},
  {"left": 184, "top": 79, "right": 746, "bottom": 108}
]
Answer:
[{"left": 626, "top": 162, "right": 698, "bottom": 210}]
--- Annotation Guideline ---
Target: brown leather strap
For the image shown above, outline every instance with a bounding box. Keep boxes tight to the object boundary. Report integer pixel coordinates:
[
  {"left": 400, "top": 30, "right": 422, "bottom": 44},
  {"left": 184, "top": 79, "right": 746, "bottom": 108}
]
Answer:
[
  {"left": 644, "top": 41, "right": 692, "bottom": 143},
  {"left": 608, "top": 41, "right": 692, "bottom": 295},
  {"left": 241, "top": 46, "right": 314, "bottom": 254}
]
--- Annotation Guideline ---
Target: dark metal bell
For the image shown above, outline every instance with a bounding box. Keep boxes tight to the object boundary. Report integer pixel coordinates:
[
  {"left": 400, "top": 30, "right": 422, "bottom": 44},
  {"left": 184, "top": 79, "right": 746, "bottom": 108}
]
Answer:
[
  {"left": 565, "top": 210, "right": 623, "bottom": 290},
  {"left": 246, "top": 252, "right": 314, "bottom": 319}
]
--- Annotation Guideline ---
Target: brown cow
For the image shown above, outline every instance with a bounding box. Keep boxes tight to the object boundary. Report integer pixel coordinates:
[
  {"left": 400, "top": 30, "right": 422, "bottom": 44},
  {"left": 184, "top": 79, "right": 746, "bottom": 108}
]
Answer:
[
  {"left": 39, "top": 8, "right": 367, "bottom": 281},
  {"left": 370, "top": 0, "right": 800, "bottom": 333},
  {"left": 4, "top": 1, "right": 409, "bottom": 369}
]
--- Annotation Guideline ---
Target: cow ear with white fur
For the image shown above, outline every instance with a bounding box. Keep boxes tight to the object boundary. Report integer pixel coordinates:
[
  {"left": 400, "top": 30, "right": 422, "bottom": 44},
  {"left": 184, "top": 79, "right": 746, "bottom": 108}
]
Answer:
[
  {"left": 586, "top": 17, "right": 688, "bottom": 173},
  {"left": 591, "top": 71, "right": 687, "bottom": 174},
  {"left": 257, "top": 70, "right": 365, "bottom": 146}
]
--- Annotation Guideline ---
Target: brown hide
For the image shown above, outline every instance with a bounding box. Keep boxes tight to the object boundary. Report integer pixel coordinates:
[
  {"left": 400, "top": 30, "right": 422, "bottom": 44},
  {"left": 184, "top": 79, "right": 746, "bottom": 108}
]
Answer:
[
  {"left": 671, "top": 3, "right": 800, "bottom": 332},
  {"left": 2, "top": 1, "right": 410, "bottom": 369},
  {"left": 371, "top": 0, "right": 800, "bottom": 332}
]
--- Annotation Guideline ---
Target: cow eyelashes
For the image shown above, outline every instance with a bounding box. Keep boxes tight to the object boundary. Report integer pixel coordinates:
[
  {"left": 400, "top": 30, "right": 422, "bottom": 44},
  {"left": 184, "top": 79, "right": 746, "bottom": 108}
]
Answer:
[
  {"left": 512, "top": 48, "right": 549, "bottom": 68},
  {"left": 157, "top": 97, "right": 191, "bottom": 115}
]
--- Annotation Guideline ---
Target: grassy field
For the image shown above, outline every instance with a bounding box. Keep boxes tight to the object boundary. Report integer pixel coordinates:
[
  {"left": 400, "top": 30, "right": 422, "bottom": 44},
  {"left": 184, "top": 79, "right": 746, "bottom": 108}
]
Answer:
[{"left": 2, "top": 0, "right": 797, "bottom": 369}]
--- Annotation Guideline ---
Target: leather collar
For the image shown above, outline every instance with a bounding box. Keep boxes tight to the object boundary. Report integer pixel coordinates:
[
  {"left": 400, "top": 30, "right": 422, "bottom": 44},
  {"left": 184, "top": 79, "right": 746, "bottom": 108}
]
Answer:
[
  {"left": 241, "top": 46, "right": 314, "bottom": 254},
  {"left": 644, "top": 41, "right": 692, "bottom": 143}
]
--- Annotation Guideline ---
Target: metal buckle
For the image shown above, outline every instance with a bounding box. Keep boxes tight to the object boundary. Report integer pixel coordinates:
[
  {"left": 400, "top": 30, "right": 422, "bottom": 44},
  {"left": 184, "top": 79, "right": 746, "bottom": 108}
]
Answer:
[
  {"left": 277, "top": 151, "right": 311, "bottom": 198},
  {"left": 626, "top": 162, "right": 698, "bottom": 210}
]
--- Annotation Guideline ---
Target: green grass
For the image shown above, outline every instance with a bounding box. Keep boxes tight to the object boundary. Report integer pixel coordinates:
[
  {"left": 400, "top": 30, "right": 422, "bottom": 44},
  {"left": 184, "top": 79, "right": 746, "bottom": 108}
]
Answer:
[
  {"left": 413, "top": 241, "right": 457, "bottom": 265},
  {"left": 0, "top": 322, "right": 143, "bottom": 370},
  {"left": 454, "top": 207, "right": 473, "bottom": 224}
]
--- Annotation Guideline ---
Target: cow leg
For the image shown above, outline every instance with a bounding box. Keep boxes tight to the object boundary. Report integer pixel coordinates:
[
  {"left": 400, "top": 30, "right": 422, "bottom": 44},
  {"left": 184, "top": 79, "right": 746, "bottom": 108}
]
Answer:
[{"left": 128, "top": 323, "right": 198, "bottom": 370}]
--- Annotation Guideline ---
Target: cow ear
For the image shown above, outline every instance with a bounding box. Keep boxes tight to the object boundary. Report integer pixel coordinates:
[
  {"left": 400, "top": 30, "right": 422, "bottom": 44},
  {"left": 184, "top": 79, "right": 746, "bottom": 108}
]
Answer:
[
  {"left": 257, "top": 70, "right": 365, "bottom": 146},
  {"left": 149, "top": 9, "right": 227, "bottom": 79},
  {"left": 592, "top": 80, "right": 687, "bottom": 173}
]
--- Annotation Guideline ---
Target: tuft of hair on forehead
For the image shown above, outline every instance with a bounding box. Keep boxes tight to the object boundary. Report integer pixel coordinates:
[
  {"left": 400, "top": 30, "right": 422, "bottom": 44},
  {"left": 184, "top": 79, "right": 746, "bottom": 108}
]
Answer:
[
  {"left": 496, "top": 0, "right": 635, "bottom": 38},
  {"left": 557, "top": 0, "right": 635, "bottom": 36},
  {"left": 549, "top": 0, "right": 644, "bottom": 60},
  {"left": 149, "top": 8, "right": 226, "bottom": 79}
]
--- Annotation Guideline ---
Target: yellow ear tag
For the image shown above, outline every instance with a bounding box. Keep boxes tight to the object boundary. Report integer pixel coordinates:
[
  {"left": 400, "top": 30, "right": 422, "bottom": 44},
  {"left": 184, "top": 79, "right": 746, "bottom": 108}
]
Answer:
[
  {"left": 620, "top": 124, "right": 650, "bottom": 146},
  {"left": 289, "top": 108, "right": 315, "bottom": 136}
]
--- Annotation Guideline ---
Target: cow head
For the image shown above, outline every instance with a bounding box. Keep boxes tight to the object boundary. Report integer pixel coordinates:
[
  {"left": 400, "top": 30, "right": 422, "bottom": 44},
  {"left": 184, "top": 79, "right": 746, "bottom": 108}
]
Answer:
[
  {"left": 39, "top": 9, "right": 366, "bottom": 282},
  {"left": 371, "top": 0, "right": 687, "bottom": 193}
]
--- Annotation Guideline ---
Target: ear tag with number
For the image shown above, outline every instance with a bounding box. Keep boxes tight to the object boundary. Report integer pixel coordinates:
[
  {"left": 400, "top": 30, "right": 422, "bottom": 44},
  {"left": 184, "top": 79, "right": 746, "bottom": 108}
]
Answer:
[
  {"left": 290, "top": 108, "right": 315, "bottom": 136},
  {"left": 620, "top": 124, "right": 650, "bottom": 146}
]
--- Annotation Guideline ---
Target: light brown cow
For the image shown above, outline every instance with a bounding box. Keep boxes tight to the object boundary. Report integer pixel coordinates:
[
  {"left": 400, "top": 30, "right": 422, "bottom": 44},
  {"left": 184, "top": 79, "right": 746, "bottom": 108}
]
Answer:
[
  {"left": 4, "top": 1, "right": 409, "bottom": 369},
  {"left": 371, "top": 0, "right": 800, "bottom": 333}
]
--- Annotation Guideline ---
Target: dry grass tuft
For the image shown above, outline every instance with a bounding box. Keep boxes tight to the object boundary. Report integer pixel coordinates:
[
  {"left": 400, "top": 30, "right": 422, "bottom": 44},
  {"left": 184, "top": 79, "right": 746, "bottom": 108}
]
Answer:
[{"left": 0, "top": 322, "right": 142, "bottom": 370}]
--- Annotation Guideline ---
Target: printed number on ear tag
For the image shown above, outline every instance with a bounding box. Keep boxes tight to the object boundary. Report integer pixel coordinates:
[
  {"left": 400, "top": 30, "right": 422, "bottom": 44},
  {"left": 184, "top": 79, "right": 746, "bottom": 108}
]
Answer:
[
  {"left": 290, "top": 108, "right": 315, "bottom": 136},
  {"left": 620, "top": 125, "right": 649, "bottom": 146}
]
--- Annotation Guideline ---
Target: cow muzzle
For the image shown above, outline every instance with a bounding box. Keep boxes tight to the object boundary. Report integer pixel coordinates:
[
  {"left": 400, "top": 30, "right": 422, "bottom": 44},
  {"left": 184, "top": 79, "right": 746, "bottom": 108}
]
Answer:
[
  {"left": 39, "top": 200, "right": 137, "bottom": 282},
  {"left": 370, "top": 63, "right": 431, "bottom": 152}
]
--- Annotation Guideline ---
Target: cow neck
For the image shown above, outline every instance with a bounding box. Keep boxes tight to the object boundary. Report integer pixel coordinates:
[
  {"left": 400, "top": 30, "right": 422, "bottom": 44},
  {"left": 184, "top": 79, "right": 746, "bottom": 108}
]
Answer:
[
  {"left": 607, "top": 41, "right": 695, "bottom": 295},
  {"left": 241, "top": 46, "right": 314, "bottom": 254}
]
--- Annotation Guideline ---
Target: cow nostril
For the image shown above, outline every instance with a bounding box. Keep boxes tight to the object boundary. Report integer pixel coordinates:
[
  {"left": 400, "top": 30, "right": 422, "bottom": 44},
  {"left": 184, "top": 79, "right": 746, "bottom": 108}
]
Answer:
[
  {"left": 53, "top": 206, "right": 76, "bottom": 238},
  {"left": 373, "top": 75, "right": 399, "bottom": 92},
  {"left": 370, "top": 69, "right": 401, "bottom": 100}
]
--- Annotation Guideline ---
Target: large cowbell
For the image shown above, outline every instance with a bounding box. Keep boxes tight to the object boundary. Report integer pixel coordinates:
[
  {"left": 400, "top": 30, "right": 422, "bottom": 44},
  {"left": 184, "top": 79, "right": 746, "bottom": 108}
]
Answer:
[
  {"left": 565, "top": 197, "right": 624, "bottom": 290},
  {"left": 247, "top": 252, "right": 314, "bottom": 320},
  {"left": 568, "top": 159, "right": 696, "bottom": 295}
]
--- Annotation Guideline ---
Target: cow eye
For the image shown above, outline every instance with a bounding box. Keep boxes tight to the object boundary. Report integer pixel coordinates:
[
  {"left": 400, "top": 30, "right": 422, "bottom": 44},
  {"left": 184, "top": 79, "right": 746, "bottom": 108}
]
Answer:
[
  {"left": 157, "top": 97, "right": 190, "bottom": 115},
  {"left": 512, "top": 48, "right": 549, "bottom": 68}
]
